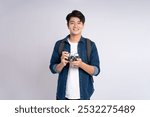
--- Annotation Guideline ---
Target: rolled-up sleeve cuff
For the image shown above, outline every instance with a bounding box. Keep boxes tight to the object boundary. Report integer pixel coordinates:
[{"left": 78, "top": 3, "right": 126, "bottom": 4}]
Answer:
[
  {"left": 93, "top": 66, "right": 99, "bottom": 76},
  {"left": 52, "top": 64, "right": 58, "bottom": 73}
]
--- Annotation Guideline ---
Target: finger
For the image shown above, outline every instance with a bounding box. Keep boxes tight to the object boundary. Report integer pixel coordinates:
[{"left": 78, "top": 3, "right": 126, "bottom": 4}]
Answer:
[
  {"left": 76, "top": 58, "right": 81, "bottom": 61},
  {"left": 61, "top": 56, "right": 68, "bottom": 61},
  {"left": 62, "top": 51, "right": 69, "bottom": 55}
]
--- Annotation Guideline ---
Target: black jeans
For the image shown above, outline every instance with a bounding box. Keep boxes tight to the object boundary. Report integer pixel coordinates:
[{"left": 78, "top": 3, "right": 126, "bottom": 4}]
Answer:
[
  {"left": 56, "top": 97, "right": 80, "bottom": 100},
  {"left": 65, "top": 97, "right": 80, "bottom": 100}
]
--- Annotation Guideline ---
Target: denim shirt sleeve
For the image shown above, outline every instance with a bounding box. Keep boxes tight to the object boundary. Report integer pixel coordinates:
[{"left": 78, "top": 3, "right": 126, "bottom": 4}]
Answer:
[
  {"left": 49, "top": 40, "right": 61, "bottom": 74},
  {"left": 90, "top": 41, "right": 100, "bottom": 76}
]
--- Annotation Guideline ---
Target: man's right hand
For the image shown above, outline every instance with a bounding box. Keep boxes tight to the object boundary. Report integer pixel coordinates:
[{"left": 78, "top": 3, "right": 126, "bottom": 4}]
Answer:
[{"left": 61, "top": 51, "right": 69, "bottom": 66}]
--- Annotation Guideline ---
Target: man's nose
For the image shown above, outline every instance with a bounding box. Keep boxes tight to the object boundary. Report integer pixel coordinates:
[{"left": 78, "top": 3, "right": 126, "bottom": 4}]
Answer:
[{"left": 74, "top": 23, "right": 78, "bottom": 27}]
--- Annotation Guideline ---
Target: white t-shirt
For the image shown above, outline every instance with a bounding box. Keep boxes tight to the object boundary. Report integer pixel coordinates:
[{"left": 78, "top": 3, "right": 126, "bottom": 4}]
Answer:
[{"left": 65, "top": 39, "right": 80, "bottom": 99}]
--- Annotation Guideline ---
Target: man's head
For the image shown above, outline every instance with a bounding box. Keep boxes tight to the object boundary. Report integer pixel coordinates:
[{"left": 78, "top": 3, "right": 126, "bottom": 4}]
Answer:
[
  {"left": 66, "top": 10, "right": 85, "bottom": 36},
  {"left": 66, "top": 10, "right": 85, "bottom": 26}
]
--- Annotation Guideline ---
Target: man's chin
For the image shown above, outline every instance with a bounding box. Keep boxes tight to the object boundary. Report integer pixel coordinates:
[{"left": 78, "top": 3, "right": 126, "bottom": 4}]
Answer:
[{"left": 71, "top": 32, "right": 81, "bottom": 36}]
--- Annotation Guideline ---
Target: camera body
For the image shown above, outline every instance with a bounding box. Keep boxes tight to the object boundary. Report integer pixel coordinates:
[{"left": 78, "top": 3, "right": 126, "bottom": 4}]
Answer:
[{"left": 66, "top": 53, "right": 80, "bottom": 62}]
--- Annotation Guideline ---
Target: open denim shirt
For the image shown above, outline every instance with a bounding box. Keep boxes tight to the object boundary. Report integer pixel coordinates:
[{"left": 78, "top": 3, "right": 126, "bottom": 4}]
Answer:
[{"left": 49, "top": 35, "right": 100, "bottom": 100}]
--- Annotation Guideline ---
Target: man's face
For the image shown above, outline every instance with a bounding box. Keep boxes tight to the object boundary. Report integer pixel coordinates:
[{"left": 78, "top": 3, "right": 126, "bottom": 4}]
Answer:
[{"left": 68, "top": 17, "right": 84, "bottom": 36}]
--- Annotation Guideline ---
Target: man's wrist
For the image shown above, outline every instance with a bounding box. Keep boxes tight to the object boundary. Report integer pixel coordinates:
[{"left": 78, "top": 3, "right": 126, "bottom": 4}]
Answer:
[
  {"left": 79, "top": 61, "right": 84, "bottom": 68},
  {"left": 60, "top": 62, "right": 66, "bottom": 67}
]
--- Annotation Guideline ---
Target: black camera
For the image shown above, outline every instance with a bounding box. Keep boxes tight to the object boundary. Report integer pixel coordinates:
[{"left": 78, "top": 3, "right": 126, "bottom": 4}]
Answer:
[{"left": 66, "top": 53, "right": 80, "bottom": 62}]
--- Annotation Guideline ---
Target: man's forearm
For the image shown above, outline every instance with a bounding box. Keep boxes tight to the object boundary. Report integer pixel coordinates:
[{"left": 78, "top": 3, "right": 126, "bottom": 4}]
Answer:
[
  {"left": 80, "top": 62, "right": 95, "bottom": 75},
  {"left": 55, "top": 63, "right": 65, "bottom": 73}
]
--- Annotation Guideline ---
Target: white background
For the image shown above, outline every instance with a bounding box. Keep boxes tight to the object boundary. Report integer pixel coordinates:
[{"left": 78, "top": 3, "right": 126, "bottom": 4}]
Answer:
[{"left": 0, "top": 0, "right": 150, "bottom": 99}]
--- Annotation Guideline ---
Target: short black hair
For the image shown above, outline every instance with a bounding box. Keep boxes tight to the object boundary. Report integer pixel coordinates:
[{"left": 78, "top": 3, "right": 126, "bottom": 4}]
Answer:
[{"left": 66, "top": 10, "right": 85, "bottom": 25}]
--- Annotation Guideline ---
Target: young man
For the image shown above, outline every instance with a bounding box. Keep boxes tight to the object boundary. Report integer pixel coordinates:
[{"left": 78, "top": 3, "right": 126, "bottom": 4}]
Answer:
[{"left": 49, "top": 10, "right": 100, "bottom": 100}]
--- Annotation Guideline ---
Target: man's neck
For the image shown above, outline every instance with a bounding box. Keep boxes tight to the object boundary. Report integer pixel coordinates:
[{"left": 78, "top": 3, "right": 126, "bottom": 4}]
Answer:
[{"left": 69, "top": 34, "right": 81, "bottom": 43}]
